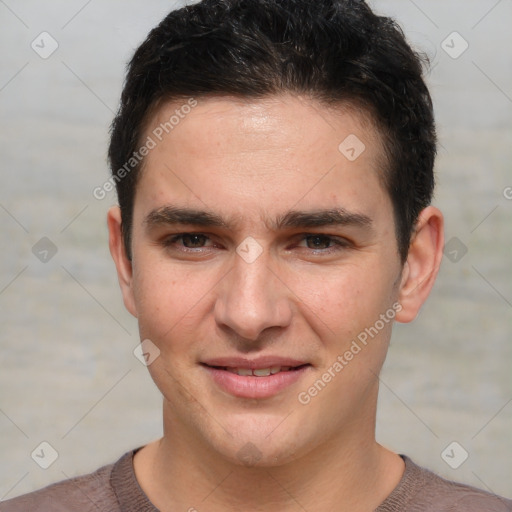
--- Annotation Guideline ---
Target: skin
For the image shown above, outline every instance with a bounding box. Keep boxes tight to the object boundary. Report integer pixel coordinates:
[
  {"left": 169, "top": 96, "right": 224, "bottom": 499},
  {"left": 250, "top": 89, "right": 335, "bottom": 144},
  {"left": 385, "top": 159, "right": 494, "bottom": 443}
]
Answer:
[{"left": 108, "top": 94, "right": 444, "bottom": 512}]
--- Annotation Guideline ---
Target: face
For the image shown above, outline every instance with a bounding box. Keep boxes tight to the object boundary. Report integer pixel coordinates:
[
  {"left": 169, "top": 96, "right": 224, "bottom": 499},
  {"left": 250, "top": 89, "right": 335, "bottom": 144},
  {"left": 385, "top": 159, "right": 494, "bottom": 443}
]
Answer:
[{"left": 109, "top": 94, "right": 439, "bottom": 467}]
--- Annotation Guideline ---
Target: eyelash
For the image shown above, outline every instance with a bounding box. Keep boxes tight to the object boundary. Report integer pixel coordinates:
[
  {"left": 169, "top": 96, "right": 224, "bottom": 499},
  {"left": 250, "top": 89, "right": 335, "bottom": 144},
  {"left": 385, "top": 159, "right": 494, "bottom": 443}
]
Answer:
[{"left": 162, "top": 233, "right": 351, "bottom": 254}]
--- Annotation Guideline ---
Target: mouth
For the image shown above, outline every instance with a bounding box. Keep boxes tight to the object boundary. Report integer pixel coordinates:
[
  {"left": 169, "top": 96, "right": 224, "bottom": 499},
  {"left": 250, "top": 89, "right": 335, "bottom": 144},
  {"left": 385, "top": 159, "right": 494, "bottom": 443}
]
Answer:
[
  {"left": 200, "top": 359, "right": 312, "bottom": 399},
  {"left": 203, "top": 364, "right": 309, "bottom": 376}
]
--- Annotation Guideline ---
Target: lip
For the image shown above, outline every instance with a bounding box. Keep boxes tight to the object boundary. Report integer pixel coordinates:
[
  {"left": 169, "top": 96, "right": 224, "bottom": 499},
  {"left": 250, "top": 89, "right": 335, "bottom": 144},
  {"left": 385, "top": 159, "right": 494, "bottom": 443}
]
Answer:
[
  {"left": 201, "top": 356, "right": 309, "bottom": 369},
  {"left": 201, "top": 356, "right": 311, "bottom": 399}
]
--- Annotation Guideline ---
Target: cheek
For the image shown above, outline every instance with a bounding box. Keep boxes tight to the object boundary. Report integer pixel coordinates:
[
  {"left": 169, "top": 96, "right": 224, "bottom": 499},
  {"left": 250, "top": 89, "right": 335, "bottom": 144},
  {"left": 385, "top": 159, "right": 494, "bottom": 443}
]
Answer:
[
  {"left": 295, "top": 262, "right": 396, "bottom": 340},
  {"left": 131, "top": 254, "right": 217, "bottom": 345}
]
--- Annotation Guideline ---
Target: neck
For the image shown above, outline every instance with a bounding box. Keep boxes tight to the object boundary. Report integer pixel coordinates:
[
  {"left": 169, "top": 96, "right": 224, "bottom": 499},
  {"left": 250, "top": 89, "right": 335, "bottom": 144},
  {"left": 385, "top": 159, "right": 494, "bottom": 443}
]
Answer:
[{"left": 134, "top": 402, "right": 404, "bottom": 512}]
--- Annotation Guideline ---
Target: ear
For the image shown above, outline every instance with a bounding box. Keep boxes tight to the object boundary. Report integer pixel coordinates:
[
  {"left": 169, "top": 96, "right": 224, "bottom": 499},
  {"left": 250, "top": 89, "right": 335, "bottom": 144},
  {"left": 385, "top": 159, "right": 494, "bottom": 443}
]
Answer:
[
  {"left": 107, "top": 206, "right": 138, "bottom": 318},
  {"left": 395, "top": 206, "right": 444, "bottom": 323}
]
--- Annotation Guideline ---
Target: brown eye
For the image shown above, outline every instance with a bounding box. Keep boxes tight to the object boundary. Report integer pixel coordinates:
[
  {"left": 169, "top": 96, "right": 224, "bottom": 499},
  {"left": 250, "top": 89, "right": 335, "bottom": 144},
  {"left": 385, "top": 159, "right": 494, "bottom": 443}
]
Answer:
[
  {"left": 304, "top": 235, "right": 333, "bottom": 250},
  {"left": 161, "top": 232, "right": 220, "bottom": 255},
  {"left": 180, "top": 234, "right": 208, "bottom": 248},
  {"left": 294, "top": 234, "right": 351, "bottom": 255}
]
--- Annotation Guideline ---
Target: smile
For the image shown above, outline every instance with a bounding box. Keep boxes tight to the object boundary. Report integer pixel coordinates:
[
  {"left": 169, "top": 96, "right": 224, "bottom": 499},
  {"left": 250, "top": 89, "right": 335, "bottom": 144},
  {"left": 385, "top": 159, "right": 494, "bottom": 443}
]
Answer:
[
  {"left": 201, "top": 362, "right": 311, "bottom": 399},
  {"left": 210, "top": 365, "right": 307, "bottom": 376}
]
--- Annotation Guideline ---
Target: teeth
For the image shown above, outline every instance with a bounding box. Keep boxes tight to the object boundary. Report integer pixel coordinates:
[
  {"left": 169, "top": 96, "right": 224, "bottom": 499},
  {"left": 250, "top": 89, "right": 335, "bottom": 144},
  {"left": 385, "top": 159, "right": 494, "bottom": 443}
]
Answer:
[
  {"left": 253, "top": 368, "right": 271, "bottom": 376},
  {"left": 224, "top": 366, "right": 293, "bottom": 376}
]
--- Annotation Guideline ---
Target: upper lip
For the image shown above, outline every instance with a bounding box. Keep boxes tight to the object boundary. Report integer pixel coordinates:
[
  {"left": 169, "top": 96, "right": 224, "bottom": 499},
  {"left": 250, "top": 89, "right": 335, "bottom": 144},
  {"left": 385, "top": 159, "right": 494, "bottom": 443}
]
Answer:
[{"left": 201, "top": 356, "right": 310, "bottom": 369}]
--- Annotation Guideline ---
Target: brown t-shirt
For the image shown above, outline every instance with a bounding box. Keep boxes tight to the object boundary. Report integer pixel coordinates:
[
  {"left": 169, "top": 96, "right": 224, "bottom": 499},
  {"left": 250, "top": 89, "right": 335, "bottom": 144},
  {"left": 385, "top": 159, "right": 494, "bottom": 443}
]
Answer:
[{"left": 1, "top": 450, "right": 510, "bottom": 511}]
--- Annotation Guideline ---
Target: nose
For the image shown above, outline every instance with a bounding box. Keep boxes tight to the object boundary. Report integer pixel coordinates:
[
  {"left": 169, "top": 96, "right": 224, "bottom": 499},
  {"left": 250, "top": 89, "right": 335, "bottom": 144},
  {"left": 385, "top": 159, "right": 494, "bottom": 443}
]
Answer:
[{"left": 214, "top": 248, "right": 293, "bottom": 342}]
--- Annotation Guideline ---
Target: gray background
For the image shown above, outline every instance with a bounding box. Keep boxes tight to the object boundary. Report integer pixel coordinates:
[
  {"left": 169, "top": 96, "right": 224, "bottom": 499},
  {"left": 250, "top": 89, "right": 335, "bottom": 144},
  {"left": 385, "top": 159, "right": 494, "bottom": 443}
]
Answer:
[{"left": 1, "top": 0, "right": 511, "bottom": 501}]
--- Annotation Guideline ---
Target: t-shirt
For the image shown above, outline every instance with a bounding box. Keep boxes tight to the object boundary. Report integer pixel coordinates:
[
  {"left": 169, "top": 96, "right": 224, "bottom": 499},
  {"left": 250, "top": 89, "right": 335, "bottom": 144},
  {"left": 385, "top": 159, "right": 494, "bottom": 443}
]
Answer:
[{"left": 1, "top": 449, "right": 510, "bottom": 511}]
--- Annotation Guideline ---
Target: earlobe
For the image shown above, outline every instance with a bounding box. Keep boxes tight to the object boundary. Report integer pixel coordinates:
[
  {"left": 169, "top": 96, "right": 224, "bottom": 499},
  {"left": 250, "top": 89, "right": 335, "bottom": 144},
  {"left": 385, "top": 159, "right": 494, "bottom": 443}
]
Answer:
[
  {"left": 107, "top": 206, "right": 138, "bottom": 318},
  {"left": 395, "top": 206, "right": 444, "bottom": 323}
]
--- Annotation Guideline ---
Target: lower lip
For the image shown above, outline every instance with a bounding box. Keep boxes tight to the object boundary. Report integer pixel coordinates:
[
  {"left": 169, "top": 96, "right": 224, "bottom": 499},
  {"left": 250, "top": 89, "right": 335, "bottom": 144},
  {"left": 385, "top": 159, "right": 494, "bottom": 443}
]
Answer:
[{"left": 202, "top": 365, "right": 310, "bottom": 399}]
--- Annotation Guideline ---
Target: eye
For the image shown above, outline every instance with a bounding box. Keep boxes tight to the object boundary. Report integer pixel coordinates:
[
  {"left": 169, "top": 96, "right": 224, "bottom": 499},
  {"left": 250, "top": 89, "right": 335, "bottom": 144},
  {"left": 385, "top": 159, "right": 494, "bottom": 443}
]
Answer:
[
  {"left": 297, "top": 234, "right": 349, "bottom": 252},
  {"left": 179, "top": 233, "right": 209, "bottom": 248},
  {"left": 163, "top": 233, "right": 213, "bottom": 250},
  {"left": 303, "top": 234, "right": 334, "bottom": 250}
]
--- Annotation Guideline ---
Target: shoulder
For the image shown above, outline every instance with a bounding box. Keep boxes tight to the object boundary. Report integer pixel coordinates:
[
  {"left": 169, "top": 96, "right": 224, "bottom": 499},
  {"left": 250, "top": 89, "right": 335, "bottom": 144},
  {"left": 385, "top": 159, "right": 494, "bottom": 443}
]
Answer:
[
  {"left": 0, "top": 451, "right": 134, "bottom": 512},
  {"left": 377, "top": 455, "right": 512, "bottom": 512}
]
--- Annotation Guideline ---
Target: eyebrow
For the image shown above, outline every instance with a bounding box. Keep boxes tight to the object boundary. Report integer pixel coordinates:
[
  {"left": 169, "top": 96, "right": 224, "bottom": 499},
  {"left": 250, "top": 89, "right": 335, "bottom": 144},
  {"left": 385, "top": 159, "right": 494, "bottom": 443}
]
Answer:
[{"left": 144, "top": 206, "right": 373, "bottom": 231}]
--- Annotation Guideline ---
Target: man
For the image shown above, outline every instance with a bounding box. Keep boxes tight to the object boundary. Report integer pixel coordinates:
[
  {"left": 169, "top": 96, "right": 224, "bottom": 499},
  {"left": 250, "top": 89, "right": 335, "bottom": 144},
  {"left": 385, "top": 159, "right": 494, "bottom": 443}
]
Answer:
[{"left": 3, "top": 0, "right": 511, "bottom": 510}]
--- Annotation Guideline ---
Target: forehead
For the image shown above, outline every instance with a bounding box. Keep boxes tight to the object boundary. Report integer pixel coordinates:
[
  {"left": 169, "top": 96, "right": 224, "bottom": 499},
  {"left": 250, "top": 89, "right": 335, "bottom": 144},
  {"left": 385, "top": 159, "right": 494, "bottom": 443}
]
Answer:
[
  {"left": 136, "top": 94, "right": 392, "bottom": 230},
  {"left": 145, "top": 94, "right": 382, "bottom": 160}
]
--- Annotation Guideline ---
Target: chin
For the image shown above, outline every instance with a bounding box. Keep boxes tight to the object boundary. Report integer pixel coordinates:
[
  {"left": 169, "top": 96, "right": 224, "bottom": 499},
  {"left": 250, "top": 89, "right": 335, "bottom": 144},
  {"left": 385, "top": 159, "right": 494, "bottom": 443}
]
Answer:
[
  {"left": 205, "top": 414, "right": 309, "bottom": 468},
  {"left": 222, "top": 439, "right": 301, "bottom": 468}
]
